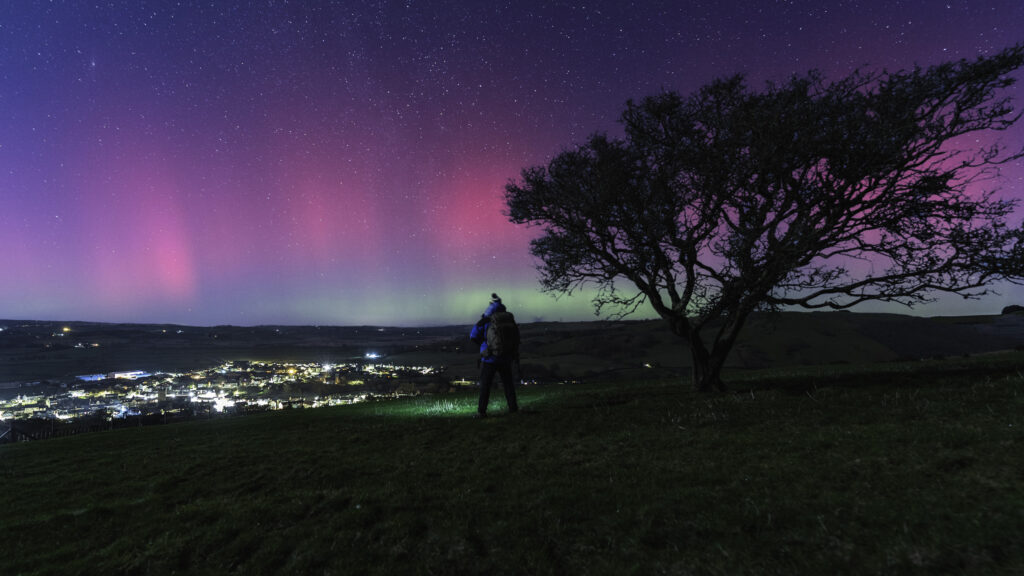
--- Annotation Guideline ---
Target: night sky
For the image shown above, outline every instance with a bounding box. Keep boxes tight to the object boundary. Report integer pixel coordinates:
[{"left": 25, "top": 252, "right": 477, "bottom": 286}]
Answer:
[{"left": 2, "top": 1, "right": 1023, "bottom": 326}]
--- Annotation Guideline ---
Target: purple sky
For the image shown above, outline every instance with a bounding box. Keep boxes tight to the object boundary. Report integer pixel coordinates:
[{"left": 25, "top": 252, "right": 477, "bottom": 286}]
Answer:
[{"left": 2, "top": 1, "right": 1023, "bottom": 326}]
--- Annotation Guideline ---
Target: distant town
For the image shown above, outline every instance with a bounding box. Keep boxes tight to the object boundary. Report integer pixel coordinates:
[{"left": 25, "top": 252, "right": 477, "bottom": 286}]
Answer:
[
  {"left": 0, "top": 355, "right": 465, "bottom": 442},
  {"left": 8, "top": 308, "right": 1024, "bottom": 443}
]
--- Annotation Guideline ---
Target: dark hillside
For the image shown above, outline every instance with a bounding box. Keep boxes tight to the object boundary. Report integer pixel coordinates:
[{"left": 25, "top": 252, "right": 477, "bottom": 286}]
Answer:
[
  {"left": 2, "top": 354, "right": 1023, "bottom": 575},
  {"left": 3, "top": 312, "right": 1022, "bottom": 383},
  {"left": 493, "top": 312, "right": 1023, "bottom": 381}
]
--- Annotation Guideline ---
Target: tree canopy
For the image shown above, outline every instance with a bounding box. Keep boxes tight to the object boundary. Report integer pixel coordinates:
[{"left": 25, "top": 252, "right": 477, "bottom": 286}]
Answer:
[{"left": 505, "top": 45, "right": 1024, "bottom": 391}]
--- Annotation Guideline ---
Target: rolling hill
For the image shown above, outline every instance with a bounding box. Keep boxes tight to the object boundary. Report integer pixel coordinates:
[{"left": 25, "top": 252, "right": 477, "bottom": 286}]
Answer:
[{"left": 3, "top": 311, "right": 1024, "bottom": 384}]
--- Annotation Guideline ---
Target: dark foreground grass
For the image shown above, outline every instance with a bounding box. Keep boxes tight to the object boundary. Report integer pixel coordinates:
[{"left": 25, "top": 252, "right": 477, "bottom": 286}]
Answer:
[{"left": 2, "top": 355, "right": 1024, "bottom": 575}]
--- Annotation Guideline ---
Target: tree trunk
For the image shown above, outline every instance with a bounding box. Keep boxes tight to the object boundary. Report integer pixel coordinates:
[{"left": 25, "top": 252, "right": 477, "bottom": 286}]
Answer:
[
  {"left": 687, "top": 333, "right": 728, "bottom": 392},
  {"left": 668, "top": 314, "right": 731, "bottom": 392},
  {"left": 697, "top": 310, "right": 753, "bottom": 392}
]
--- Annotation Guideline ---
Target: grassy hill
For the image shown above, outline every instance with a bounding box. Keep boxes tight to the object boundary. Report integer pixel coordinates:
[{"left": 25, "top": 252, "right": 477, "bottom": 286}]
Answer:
[{"left": 3, "top": 354, "right": 1024, "bottom": 575}]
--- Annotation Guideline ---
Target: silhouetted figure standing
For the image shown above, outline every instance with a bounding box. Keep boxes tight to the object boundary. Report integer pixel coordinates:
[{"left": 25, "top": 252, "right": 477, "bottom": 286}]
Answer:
[{"left": 470, "top": 293, "right": 520, "bottom": 417}]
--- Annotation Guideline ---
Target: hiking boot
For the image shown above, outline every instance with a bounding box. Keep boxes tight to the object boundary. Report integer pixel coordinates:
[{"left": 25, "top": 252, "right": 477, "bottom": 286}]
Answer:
[{"left": 473, "top": 412, "right": 487, "bottom": 419}]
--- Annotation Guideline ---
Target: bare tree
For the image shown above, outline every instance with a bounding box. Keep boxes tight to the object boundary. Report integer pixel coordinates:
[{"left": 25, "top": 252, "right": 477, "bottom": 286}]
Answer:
[{"left": 505, "top": 46, "right": 1024, "bottom": 391}]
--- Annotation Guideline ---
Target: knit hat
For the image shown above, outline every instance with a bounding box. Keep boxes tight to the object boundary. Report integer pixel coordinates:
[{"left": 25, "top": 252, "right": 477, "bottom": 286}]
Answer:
[{"left": 490, "top": 293, "right": 502, "bottom": 304}]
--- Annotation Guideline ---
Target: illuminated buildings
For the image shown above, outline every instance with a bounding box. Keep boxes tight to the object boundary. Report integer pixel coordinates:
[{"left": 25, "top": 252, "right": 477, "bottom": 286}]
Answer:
[{"left": 0, "top": 359, "right": 452, "bottom": 428}]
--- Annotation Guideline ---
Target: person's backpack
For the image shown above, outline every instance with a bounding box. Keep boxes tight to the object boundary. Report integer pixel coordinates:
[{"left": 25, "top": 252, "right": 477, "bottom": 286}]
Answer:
[{"left": 485, "top": 311, "right": 520, "bottom": 358}]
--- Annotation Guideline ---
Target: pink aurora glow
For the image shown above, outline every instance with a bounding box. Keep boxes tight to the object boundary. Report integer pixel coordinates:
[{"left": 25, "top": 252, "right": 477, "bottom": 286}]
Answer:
[{"left": 1, "top": 1, "right": 1022, "bottom": 326}]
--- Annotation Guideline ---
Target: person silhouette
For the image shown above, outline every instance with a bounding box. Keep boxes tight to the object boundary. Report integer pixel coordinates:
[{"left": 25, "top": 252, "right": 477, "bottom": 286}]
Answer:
[{"left": 469, "top": 293, "right": 520, "bottom": 417}]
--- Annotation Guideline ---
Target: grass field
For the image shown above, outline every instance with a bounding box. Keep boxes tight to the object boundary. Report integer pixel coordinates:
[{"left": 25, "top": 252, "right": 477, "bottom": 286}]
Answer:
[{"left": 2, "top": 354, "right": 1023, "bottom": 575}]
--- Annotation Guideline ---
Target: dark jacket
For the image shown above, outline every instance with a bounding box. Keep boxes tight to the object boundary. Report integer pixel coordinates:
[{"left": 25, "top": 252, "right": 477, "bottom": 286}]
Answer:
[{"left": 470, "top": 300, "right": 507, "bottom": 363}]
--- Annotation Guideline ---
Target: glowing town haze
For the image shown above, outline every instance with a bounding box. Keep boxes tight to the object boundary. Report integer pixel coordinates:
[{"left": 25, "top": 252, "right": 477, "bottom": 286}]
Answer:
[{"left": 2, "top": 1, "right": 1023, "bottom": 326}]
